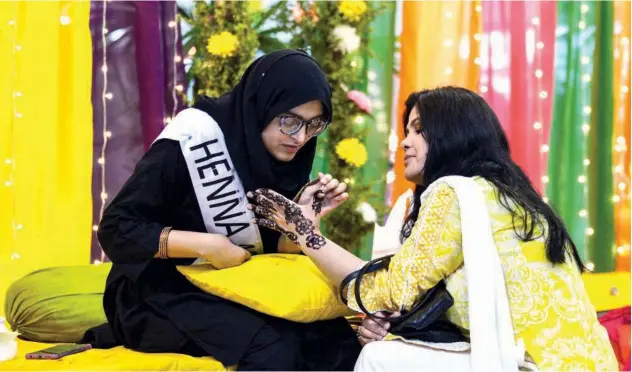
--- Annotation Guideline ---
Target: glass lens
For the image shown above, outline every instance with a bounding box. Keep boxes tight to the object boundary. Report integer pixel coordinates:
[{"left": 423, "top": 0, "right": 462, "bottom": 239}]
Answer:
[
  {"left": 279, "top": 116, "right": 302, "bottom": 135},
  {"left": 306, "top": 119, "right": 328, "bottom": 137}
]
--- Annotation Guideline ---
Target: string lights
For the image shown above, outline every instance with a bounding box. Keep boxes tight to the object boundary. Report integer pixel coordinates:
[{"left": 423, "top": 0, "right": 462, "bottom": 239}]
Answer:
[
  {"left": 612, "top": 9, "right": 631, "bottom": 260},
  {"left": 531, "top": 5, "right": 552, "bottom": 204},
  {"left": 7, "top": 13, "right": 21, "bottom": 262},
  {"left": 93, "top": 0, "right": 110, "bottom": 265},
  {"left": 577, "top": 2, "right": 594, "bottom": 271}
]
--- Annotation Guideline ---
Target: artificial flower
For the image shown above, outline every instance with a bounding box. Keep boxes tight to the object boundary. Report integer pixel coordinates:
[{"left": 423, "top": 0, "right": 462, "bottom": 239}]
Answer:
[
  {"left": 291, "top": 4, "right": 306, "bottom": 23},
  {"left": 332, "top": 25, "right": 360, "bottom": 53},
  {"left": 339, "top": 1, "right": 368, "bottom": 23},
  {"left": 347, "top": 90, "right": 372, "bottom": 113},
  {"left": 335, "top": 138, "right": 368, "bottom": 167},
  {"left": 206, "top": 31, "right": 239, "bottom": 58},
  {"left": 356, "top": 202, "right": 378, "bottom": 223},
  {"left": 247, "top": 0, "right": 262, "bottom": 13}
]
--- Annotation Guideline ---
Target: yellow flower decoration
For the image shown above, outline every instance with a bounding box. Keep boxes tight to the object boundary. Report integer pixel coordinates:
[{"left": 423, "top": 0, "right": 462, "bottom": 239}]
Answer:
[
  {"left": 247, "top": 0, "right": 262, "bottom": 13},
  {"left": 339, "top": 1, "right": 368, "bottom": 23},
  {"left": 206, "top": 31, "right": 239, "bottom": 58},
  {"left": 335, "top": 138, "right": 368, "bottom": 167}
]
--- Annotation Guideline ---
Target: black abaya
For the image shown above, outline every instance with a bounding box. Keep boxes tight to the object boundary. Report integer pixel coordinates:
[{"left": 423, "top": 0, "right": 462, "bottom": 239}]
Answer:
[{"left": 83, "top": 140, "right": 361, "bottom": 370}]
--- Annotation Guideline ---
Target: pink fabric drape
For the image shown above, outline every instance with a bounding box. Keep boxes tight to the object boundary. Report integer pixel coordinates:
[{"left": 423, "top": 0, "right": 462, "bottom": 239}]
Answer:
[{"left": 480, "top": 1, "right": 557, "bottom": 194}]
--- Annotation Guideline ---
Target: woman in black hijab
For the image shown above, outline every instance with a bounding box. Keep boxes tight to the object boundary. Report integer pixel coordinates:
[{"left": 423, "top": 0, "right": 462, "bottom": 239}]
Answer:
[{"left": 83, "top": 50, "right": 360, "bottom": 370}]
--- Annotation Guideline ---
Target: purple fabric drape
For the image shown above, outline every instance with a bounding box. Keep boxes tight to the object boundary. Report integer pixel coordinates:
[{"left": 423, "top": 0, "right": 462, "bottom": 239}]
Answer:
[{"left": 89, "top": 1, "right": 186, "bottom": 262}]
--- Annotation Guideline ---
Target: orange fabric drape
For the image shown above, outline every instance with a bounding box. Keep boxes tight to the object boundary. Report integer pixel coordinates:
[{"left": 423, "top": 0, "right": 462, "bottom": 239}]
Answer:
[
  {"left": 613, "top": 1, "right": 631, "bottom": 272},
  {"left": 392, "top": 1, "right": 482, "bottom": 204}
]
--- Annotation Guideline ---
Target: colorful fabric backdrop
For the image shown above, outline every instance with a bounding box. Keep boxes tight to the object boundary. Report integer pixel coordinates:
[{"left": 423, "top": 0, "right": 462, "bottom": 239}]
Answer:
[
  {"left": 0, "top": 1, "right": 629, "bottom": 315},
  {"left": 391, "top": 0, "right": 630, "bottom": 272},
  {"left": 0, "top": 1, "right": 93, "bottom": 313}
]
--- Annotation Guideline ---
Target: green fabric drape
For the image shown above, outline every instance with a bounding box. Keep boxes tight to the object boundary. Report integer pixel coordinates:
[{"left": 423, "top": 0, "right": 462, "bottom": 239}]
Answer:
[
  {"left": 548, "top": 1, "right": 597, "bottom": 262},
  {"left": 355, "top": 2, "right": 396, "bottom": 260},
  {"left": 587, "top": 2, "right": 615, "bottom": 272},
  {"left": 549, "top": 1, "right": 615, "bottom": 272}
]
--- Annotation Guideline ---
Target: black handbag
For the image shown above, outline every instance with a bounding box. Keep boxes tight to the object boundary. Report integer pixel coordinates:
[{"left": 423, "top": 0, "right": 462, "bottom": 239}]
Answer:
[{"left": 340, "top": 254, "right": 466, "bottom": 343}]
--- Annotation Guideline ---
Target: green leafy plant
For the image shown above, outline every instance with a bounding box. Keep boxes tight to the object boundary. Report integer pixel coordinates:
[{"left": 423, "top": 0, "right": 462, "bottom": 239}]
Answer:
[{"left": 182, "top": 0, "right": 383, "bottom": 251}]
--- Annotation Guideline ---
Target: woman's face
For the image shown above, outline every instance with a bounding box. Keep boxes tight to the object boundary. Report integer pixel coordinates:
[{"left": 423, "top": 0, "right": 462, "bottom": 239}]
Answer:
[
  {"left": 261, "top": 100, "right": 324, "bottom": 162},
  {"left": 401, "top": 106, "right": 429, "bottom": 184}
]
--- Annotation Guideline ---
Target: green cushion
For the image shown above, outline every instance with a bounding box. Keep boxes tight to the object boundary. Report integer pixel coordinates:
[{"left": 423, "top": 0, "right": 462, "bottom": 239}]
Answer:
[{"left": 4, "top": 264, "right": 111, "bottom": 343}]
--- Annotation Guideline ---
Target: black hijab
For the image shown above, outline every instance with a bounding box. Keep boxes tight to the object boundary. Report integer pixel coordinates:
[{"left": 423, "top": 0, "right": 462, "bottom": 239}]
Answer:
[{"left": 192, "top": 49, "right": 332, "bottom": 199}]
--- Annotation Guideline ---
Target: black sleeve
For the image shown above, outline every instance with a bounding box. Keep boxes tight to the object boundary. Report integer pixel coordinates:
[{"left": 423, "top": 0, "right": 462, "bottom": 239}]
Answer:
[{"left": 97, "top": 139, "right": 185, "bottom": 269}]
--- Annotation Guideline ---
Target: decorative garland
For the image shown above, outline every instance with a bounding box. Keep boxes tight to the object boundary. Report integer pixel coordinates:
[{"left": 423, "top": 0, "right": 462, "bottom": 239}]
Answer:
[
  {"left": 284, "top": 1, "right": 381, "bottom": 249},
  {"left": 183, "top": 1, "right": 382, "bottom": 251},
  {"left": 181, "top": 1, "right": 260, "bottom": 99}
]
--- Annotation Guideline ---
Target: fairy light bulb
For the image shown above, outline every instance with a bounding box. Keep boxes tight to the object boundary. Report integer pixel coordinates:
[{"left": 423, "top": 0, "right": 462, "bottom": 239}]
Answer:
[
  {"left": 586, "top": 261, "right": 595, "bottom": 271},
  {"left": 531, "top": 17, "right": 540, "bottom": 26},
  {"left": 539, "top": 91, "right": 548, "bottom": 99},
  {"left": 613, "top": 195, "right": 621, "bottom": 203},
  {"left": 583, "top": 159, "right": 591, "bottom": 166},
  {"left": 582, "top": 124, "right": 590, "bottom": 134},
  {"left": 585, "top": 227, "right": 594, "bottom": 236},
  {"left": 541, "top": 175, "right": 550, "bottom": 184},
  {"left": 535, "top": 70, "right": 543, "bottom": 78},
  {"left": 60, "top": 15, "right": 71, "bottom": 25},
  {"left": 444, "top": 67, "right": 453, "bottom": 75},
  {"left": 540, "top": 145, "right": 549, "bottom": 153},
  {"left": 578, "top": 175, "right": 586, "bottom": 184},
  {"left": 583, "top": 106, "right": 592, "bottom": 115},
  {"left": 579, "top": 209, "right": 588, "bottom": 217},
  {"left": 578, "top": 21, "right": 586, "bottom": 30},
  {"left": 533, "top": 121, "right": 542, "bottom": 130}
]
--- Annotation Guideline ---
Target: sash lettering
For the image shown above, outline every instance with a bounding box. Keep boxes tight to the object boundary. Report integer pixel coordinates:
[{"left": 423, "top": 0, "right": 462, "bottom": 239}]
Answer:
[{"left": 152, "top": 108, "right": 263, "bottom": 256}]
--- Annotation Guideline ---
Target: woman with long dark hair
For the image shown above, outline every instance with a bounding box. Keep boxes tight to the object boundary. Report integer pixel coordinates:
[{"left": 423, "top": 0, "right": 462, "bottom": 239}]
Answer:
[{"left": 248, "top": 86, "right": 618, "bottom": 371}]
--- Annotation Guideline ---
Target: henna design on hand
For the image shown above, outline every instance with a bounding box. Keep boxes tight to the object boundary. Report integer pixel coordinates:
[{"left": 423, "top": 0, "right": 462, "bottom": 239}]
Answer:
[
  {"left": 253, "top": 205, "right": 273, "bottom": 218},
  {"left": 255, "top": 196, "right": 275, "bottom": 211},
  {"left": 255, "top": 218, "right": 298, "bottom": 243},
  {"left": 312, "top": 193, "right": 324, "bottom": 215},
  {"left": 255, "top": 189, "right": 325, "bottom": 250},
  {"left": 305, "top": 233, "right": 326, "bottom": 249}
]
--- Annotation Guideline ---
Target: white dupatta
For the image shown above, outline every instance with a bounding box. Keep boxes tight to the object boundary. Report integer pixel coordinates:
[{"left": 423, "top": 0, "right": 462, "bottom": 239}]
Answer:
[
  {"left": 152, "top": 108, "right": 263, "bottom": 256},
  {"left": 366, "top": 177, "right": 533, "bottom": 371},
  {"left": 438, "top": 176, "right": 527, "bottom": 371}
]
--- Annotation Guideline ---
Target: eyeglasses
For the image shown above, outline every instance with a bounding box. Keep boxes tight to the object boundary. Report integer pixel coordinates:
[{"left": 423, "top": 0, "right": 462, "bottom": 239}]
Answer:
[{"left": 278, "top": 114, "right": 330, "bottom": 137}]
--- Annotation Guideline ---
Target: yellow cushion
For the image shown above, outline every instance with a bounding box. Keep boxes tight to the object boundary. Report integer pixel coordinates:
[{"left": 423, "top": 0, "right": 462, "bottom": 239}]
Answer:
[
  {"left": 0, "top": 339, "right": 230, "bottom": 371},
  {"left": 582, "top": 272, "right": 631, "bottom": 312},
  {"left": 176, "top": 254, "right": 355, "bottom": 322}
]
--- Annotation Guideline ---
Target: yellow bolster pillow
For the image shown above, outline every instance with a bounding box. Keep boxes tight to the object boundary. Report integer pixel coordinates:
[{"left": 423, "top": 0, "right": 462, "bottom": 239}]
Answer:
[{"left": 176, "top": 254, "right": 356, "bottom": 323}]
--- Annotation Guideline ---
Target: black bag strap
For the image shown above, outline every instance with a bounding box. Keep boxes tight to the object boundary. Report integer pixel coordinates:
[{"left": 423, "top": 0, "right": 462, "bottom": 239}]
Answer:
[{"left": 339, "top": 254, "right": 447, "bottom": 323}]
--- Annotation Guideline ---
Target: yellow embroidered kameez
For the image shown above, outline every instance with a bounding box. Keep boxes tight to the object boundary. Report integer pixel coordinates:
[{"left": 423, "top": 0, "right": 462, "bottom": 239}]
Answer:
[{"left": 347, "top": 178, "right": 618, "bottom": 371}]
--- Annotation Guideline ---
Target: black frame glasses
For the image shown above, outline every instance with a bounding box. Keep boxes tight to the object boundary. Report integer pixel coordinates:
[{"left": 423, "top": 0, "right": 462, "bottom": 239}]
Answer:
[{"left": 278, "top": 114, "right": 330, "bottom": 137}]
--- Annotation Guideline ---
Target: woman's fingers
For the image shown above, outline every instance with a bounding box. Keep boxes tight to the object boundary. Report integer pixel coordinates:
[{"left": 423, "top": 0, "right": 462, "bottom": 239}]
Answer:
[
  {"left": 252, "top": 218, "right": 281, "bottom": 233},
  {"left": 358, "top": 323, "right": 386, "bottom": 340}
]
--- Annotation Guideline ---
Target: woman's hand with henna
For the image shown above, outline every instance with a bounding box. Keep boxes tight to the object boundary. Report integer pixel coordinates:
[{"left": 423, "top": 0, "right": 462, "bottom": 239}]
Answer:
[
  {"left": 295, "top": 173, "right": 348, "bottom": 217},
  {"left": 247, "top": 188, "right": 327, "bottom": 250}
]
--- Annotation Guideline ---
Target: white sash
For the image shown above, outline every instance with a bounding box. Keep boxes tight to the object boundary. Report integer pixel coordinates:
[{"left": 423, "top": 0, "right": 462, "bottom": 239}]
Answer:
[
  {"left": 152, "top": 108, "right": 263, "bottom": 255},
  {"left": 421, "top": 176, "right": 528, "bottom": 372}
]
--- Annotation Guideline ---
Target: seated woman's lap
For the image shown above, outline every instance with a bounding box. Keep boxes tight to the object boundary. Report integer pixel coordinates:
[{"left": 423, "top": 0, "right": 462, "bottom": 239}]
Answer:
[{"left": 104, "top": 265, "right": 360, "bottom": 370}]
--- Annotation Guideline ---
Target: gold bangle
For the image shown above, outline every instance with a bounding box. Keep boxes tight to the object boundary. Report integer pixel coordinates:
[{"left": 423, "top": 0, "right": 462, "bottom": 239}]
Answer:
[{"left": 158, "top": 227, "right": 172, "bottom": 259}]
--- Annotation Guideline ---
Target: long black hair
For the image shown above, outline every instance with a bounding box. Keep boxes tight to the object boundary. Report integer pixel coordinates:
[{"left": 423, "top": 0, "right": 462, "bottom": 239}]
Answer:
[{"left": 400, "top": 86, "right": 585, "bottom": 271}]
